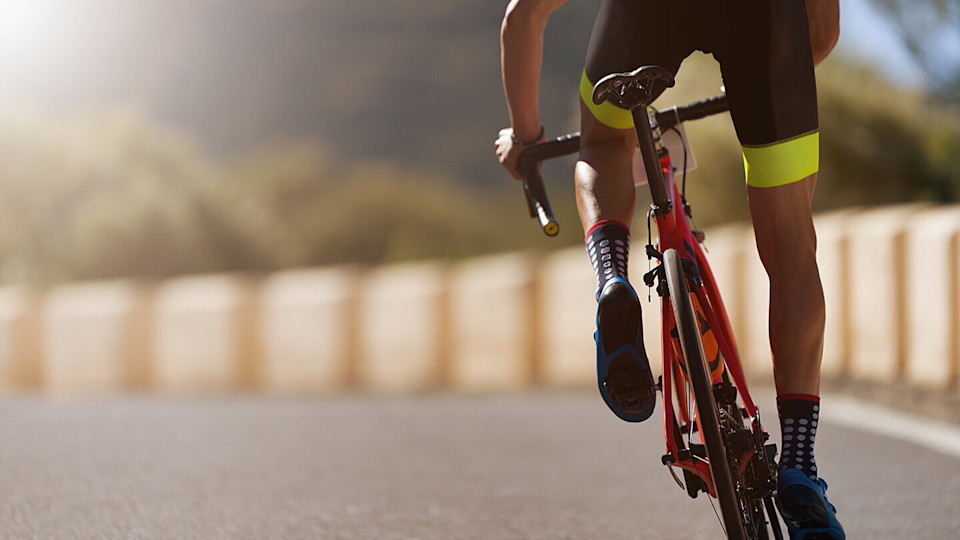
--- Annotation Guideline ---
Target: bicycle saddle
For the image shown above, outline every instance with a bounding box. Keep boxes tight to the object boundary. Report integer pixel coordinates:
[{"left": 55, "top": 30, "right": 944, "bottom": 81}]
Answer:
[{"left": 591, "top": 65, "right": 676, "bottom": 110}]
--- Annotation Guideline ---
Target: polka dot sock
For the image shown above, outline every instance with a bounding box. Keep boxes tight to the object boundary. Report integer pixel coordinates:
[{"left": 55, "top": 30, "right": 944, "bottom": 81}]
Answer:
[
  {"left": 777, "top": 394, "right": 820, "bottom": 481},
  {"left": 585, "top": 221, "right": 630, "bottom": 301}
]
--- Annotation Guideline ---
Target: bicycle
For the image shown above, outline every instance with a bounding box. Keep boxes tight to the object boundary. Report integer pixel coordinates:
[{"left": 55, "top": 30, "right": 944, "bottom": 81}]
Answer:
[{"left": 517, "top": 66, "right": 783, "bottom": 540}]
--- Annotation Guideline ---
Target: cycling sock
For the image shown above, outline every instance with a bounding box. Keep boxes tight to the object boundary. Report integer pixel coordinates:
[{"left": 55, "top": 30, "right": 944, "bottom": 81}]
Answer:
[
  {"left": 586, "top": 221, "right": 631, "bottom": 300},
  {"left": 777, "top": 394, "right": 820, "bottom": 481}
]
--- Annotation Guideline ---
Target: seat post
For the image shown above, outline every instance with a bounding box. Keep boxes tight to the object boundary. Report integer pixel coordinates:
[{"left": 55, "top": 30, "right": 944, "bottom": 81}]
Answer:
[
  {"left": 590, "top": 66, "right": 676, "bottom": 216},
  {"left": 631, "top": 106, "right": 672, "bottom": 216}
]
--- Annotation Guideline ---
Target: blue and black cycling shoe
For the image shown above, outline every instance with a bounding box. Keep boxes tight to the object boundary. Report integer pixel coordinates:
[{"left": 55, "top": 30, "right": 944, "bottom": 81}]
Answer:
[
  {"left": 776, "top": 469, "right": 846, "bottom": 540},
  {"left": 595, "top": 277, "right": 656, "bottom": 423}
]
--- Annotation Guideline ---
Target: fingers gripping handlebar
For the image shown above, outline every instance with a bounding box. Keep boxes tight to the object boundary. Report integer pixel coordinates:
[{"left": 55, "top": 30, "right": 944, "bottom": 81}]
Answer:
[
  {"left": 518, "top": 133, "right": 579, "bottom": 237},
  {"left": 516, "top": 92, "right": 729, "bottom": 236}
]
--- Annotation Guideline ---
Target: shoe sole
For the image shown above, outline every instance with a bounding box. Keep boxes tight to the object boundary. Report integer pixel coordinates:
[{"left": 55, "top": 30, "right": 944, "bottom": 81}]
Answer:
[
  {"left": 598, "top": 282, "right": 651, "bottom": 414},
  {"left": 598, "top": 281, "right": 640, "bottom": 352}
]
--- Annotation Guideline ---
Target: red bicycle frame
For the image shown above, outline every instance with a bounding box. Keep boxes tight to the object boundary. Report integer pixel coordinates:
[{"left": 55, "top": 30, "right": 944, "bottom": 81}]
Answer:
[
  {"left": 653, "top": 148, "right": 762, "bottom": 496},
  {"left": 517, "top": 86, "right": 782, "bottom": 538}
]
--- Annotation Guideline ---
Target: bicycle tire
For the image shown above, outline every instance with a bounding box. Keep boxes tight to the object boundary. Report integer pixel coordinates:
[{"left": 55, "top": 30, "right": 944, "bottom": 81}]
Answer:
[{"left": 663, "top": 248, "right": 747, "bottom": 540}]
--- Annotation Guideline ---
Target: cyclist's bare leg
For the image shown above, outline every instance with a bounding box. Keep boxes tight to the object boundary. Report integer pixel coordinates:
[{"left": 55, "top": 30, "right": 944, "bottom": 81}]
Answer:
[
  {"left": 575, "top": 101, "right": 637, "bottom": 230},
  {"left": 747, "top": 174, "right": 825, "bottom": 396},
  {"left": 807, "top": 0, "right": 840, "bottom": 65},
  {"left": 577, "top": 102, "right": 658, "bottom": 422}
]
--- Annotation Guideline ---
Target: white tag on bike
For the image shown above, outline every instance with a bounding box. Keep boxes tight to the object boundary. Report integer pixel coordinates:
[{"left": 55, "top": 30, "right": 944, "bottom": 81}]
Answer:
[{"left": 632, "top": 122, "right": 697, "bottom": 186}]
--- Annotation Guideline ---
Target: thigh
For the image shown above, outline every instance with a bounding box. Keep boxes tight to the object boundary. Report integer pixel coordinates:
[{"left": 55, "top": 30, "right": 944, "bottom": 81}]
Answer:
[
  {"left": 584, "top": 0, "right": 692, "bottom": 81},
  {"left": 716, "top": 0, "right": 819, "bottom": 147},
  {"left": 581, "top": 0, "right": 697, "bottom": 131}
]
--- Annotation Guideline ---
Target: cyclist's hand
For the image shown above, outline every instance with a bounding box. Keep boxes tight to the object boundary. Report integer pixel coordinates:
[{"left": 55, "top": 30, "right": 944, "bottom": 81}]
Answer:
[{"left": 495, "top": 127, "right": 545, "bottom": 180}]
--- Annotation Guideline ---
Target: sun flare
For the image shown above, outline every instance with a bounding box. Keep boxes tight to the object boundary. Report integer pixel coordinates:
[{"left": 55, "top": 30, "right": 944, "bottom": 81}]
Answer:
[{"left": 0, "top": 0, "right": 74, "bottom": 67}]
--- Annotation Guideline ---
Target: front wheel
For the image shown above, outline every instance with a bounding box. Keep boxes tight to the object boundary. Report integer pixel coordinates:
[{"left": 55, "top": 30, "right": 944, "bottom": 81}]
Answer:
[{"left": 663, "top": 248, "right": 746, "bottom": 540}]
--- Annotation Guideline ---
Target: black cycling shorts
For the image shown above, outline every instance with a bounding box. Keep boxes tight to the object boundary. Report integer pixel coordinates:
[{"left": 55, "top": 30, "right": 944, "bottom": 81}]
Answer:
[{"left": 581, "top": 0, "right": 819, "bottom": 187}]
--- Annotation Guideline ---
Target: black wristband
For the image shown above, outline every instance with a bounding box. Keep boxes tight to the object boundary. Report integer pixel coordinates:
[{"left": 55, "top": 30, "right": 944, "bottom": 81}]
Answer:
[{"left": 511, "top": 125, "right": 544, "bottom": 145}]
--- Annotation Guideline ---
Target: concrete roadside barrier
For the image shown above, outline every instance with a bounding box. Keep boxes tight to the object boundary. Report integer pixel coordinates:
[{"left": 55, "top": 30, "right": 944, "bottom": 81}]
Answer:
[
  {"left": 626, "top": 248, "right": 664, "bottom": 381},
  {"left": 639, "top": 282, "right": 664, "bottom": 382},
  {"left": 2, "top": 204, "right": 958, "bottom": 396},
  {"left": 0, "top": 288, "right": 42, "bottom": 390},
  {"left": 815, "top": 209, "right": 860, "bottom": 379},
  {"left": 738, "top": 231, "right": 772, "bottom": 378},
  {"left": 449, "top": 252, "right": 536, "bottom": 391},
  {"left": 357, "top": 261, "right": 446, "bottom": 393},
  {"left": 540, "top": 247, "right": 595, "bottom": 387},
  {"left": 848, "top": 205, "right": 927, "bottom": 383},
  {"left": 42, "top": 281, "right": 150, "bottom": 393},
  {"left": 699, "top": 224, "right": 756, "bottom": 378},
  {"left": 904, "top": 206, "right": 960, "bottom": 388},
  {"left": 259, "top": 267, "right": 358, "bottom": 393},
  {"left": 152, "top": 275, "right": 258, "bottom": 392}
]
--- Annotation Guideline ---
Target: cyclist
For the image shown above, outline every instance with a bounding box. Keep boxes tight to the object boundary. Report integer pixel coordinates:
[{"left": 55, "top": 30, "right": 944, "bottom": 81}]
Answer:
[{"left": 494, "top": 1, "right": 844, "bottom": 538}]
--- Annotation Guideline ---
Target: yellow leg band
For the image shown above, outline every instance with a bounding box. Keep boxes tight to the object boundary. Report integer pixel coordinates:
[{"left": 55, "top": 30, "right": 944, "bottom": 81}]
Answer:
[
  {"left": 742, "top": 131, "right": 819, "bottom": 188},
  {"left": 580, "top": 70, "right": 635, "bottom": 130}
]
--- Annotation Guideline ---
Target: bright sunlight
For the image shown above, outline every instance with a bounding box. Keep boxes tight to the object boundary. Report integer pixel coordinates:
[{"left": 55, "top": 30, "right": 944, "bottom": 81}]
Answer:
[{"left": 0, "top": 1, "right": 74, "bottom": 68}]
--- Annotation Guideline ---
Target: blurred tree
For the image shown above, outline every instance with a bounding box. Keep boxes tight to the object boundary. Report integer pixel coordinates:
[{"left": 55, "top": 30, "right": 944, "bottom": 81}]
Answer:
[
  {"left": 0, "top": 109, "right": 262, "bottom": 284},
  {"left": 218, "top": 147, "right": 562, "bottom": 267},
  {"left": 869, "top": 0, "right": 960, "bottom": 100},
  {"left": 817, "top": 58, "right": 960, "bottom": 207}
]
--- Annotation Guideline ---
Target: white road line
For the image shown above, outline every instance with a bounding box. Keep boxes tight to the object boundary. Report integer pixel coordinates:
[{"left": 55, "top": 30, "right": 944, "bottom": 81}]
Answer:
[{"left": 823, "top": 394, "right": 960, "bottom": 459}]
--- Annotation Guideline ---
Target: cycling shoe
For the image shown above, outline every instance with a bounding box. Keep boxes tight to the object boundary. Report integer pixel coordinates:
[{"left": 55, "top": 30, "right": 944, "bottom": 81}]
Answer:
[
  {"left": 595, "top": 278, "right": 656, "bottom": 422},
  {"left": 776, "top": 469, "right": 846, "bottom": 540}
]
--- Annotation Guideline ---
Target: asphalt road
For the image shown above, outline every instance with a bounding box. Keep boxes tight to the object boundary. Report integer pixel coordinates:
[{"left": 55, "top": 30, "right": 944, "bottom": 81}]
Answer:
[{"left": 1, "top": 390, "right": 957, "bottom": 539}]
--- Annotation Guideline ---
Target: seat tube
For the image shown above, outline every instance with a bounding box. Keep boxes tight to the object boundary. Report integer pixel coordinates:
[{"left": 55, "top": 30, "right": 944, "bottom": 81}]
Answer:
[{"left": 631, "top": 106, "right": 672, "bottom": 215}]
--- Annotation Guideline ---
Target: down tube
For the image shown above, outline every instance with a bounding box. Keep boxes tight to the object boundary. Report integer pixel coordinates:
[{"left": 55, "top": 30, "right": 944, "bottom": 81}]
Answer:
[
  {"left": 667, "top": 172, "right": 759, "bottom": 418},
  {"left": 691, "top": 244, "right": 759, "bottom": 418}
]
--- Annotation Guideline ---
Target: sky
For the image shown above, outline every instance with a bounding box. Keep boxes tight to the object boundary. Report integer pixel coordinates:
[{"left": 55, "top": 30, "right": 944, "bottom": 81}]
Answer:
[
  {"left": 0, "top": 0, "right": 943, "bottom": 86},
  {"left": 838, "top": 0, "right": 960, "bottom": 88},
  {"left": 837, "top": 0, "right": 924, "bottom": 80}
]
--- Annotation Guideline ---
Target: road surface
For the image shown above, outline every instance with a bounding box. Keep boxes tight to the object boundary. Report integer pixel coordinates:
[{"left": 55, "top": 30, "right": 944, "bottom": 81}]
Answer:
[{"left": 1, "top": 389, "right": 957, "bottom": 539}]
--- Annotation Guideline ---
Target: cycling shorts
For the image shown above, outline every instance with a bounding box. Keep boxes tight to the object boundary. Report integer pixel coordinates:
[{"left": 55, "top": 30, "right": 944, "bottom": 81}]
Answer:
[{"left": 581, "top": 0, "right": 819, "bottom": 188}]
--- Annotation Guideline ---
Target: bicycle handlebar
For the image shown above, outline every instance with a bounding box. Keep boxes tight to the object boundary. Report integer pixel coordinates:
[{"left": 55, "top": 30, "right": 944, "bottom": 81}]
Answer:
[
  {"left": 517, "top": 133, "right": 579, "bottom": 236},
  {"left": 516, "top": 94, "right": 729, "bottom": 236},
  {"left": 655, "top": 94, "right": 729, "bottom": 131}
]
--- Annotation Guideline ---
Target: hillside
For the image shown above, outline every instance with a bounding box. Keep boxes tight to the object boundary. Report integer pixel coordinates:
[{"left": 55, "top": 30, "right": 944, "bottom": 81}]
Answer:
[
  {"left": 0, "top": 0, "right": 602, "bottom": 185},
  {"left": 0, "top": 1, "right": 957, "bottom": 284}
]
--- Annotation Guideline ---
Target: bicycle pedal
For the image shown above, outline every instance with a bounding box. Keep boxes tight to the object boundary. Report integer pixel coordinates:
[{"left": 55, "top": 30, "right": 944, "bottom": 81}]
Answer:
[{"left": 603, "top": 370, "right": 654, "bottom": 413}]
